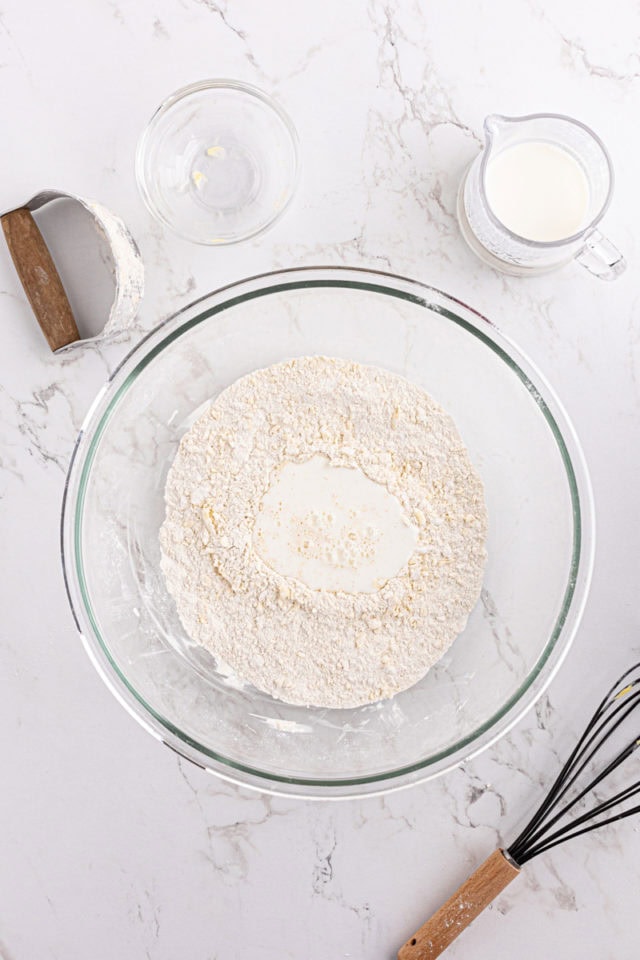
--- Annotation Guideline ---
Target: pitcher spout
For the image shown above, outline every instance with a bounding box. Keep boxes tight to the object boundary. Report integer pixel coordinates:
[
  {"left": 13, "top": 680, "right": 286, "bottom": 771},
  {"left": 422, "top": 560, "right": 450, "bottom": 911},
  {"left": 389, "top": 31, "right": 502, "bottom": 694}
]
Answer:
[{"left": 482, "top": 114, "right": 514, "bottom": 152}]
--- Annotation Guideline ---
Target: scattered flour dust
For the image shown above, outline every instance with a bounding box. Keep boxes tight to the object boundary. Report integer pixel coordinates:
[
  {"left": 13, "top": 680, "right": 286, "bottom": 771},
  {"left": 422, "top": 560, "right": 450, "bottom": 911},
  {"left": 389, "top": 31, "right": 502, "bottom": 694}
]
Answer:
[{"left": 160, "top": 356, "right": 488, "bottom": 708}]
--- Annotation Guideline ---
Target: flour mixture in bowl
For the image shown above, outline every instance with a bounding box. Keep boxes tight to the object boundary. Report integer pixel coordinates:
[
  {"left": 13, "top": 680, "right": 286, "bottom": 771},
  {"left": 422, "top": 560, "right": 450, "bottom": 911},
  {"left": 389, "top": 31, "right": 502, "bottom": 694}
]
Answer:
[{"left": 160, "top": 356, "right": 487, "bottom": 708}]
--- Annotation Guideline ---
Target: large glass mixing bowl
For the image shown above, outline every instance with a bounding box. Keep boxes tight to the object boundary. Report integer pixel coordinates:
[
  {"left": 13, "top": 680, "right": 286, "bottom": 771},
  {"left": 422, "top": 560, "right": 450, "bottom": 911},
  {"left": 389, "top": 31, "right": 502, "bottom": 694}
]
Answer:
[{"left": 61, "top": 267, "right": 594, "bottom": 798}]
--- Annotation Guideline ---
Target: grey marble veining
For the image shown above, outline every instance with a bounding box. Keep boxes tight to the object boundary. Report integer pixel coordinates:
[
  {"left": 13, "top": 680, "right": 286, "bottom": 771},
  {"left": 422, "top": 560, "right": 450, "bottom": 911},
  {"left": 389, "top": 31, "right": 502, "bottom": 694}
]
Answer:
[{"left": 1, "top": 1, "right": 639, "bottom": 958}]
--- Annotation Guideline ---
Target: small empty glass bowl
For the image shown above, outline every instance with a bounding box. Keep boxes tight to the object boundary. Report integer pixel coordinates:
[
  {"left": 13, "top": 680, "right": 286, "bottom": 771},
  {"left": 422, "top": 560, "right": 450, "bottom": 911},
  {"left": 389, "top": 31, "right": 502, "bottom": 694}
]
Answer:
[{"left": 135, "top": 80, "right": 299, "bottom": 244}]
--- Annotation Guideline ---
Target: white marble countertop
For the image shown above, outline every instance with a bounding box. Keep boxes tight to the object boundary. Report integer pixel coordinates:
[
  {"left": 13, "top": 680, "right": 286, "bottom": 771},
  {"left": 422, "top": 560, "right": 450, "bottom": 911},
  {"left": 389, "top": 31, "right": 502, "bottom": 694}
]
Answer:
[{"left": 2, "top": 2, "right": 640, "bottom": 958}]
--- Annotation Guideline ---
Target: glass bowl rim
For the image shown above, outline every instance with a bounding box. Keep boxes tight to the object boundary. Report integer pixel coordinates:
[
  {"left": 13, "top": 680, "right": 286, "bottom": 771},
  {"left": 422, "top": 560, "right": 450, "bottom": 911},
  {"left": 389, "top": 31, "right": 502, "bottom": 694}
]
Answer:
[
  {"left": 61, "top": 265, "right": 595, "bottom": 799},
  {"left": 134, "top": 78, "right": 300, "bottom": 246}
]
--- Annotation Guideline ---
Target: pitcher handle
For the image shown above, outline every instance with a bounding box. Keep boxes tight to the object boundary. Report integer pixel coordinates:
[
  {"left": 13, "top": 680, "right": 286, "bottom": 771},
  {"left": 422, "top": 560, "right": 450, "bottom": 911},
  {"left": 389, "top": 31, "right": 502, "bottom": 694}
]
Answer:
[{"left": 575, "top": 229, "right": 626, "bottom": 281}]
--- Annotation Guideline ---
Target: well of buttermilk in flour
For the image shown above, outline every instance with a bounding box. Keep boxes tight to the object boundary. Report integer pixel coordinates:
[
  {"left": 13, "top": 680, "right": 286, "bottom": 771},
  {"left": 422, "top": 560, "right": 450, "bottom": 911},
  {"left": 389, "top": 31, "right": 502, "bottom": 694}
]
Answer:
[{"left": 160, "top": 356, "right": 488, "bottom": 709}]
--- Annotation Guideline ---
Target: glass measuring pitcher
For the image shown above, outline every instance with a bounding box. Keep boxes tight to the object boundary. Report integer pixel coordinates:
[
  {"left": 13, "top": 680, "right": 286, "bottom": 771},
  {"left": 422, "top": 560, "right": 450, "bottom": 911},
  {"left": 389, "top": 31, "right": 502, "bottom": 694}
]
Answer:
[{"left": 457, "top": 113, "right": 625, "bottom": 280}]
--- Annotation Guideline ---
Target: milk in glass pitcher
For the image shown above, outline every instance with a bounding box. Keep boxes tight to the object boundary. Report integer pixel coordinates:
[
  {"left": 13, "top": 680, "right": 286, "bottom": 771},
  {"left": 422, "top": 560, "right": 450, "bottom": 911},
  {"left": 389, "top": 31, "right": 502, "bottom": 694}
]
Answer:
[{"left": 457, "top": 113, "right": 625, "bottom": 280}]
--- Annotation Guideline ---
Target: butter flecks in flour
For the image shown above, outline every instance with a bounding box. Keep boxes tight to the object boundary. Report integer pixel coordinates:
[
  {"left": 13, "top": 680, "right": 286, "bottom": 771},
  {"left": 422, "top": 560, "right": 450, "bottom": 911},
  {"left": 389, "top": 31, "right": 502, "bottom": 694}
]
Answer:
[{"left": 160, "top": 356, "right": 488, "bottom": 709}]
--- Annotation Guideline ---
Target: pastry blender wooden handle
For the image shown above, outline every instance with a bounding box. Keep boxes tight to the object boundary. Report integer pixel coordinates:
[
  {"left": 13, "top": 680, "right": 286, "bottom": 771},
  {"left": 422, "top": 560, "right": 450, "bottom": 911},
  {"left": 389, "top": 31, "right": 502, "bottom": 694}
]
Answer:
[
  {"left": 1, "top": 207, "right": 80, "bottom": 351},
  {"left": 397, "top": 849, "right": 520, "bottom": 960}
]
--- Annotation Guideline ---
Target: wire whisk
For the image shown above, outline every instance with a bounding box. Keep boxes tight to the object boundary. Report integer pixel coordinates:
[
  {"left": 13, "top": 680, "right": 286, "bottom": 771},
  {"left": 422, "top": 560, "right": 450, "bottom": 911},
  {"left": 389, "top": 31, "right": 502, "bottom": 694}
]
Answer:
[
  {"left": 398, "top": 663, "right": 640, "bottom": 960},
  {"left": 509, "top": 662, "right": 640, "bottom": 864}
]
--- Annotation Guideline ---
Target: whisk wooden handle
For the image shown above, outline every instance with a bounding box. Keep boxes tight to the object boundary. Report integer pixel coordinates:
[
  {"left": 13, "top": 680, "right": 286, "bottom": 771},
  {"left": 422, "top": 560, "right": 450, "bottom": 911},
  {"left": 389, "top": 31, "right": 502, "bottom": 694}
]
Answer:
[{"left": 397, "top": 849, "right": 520, "bottom": 960}]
